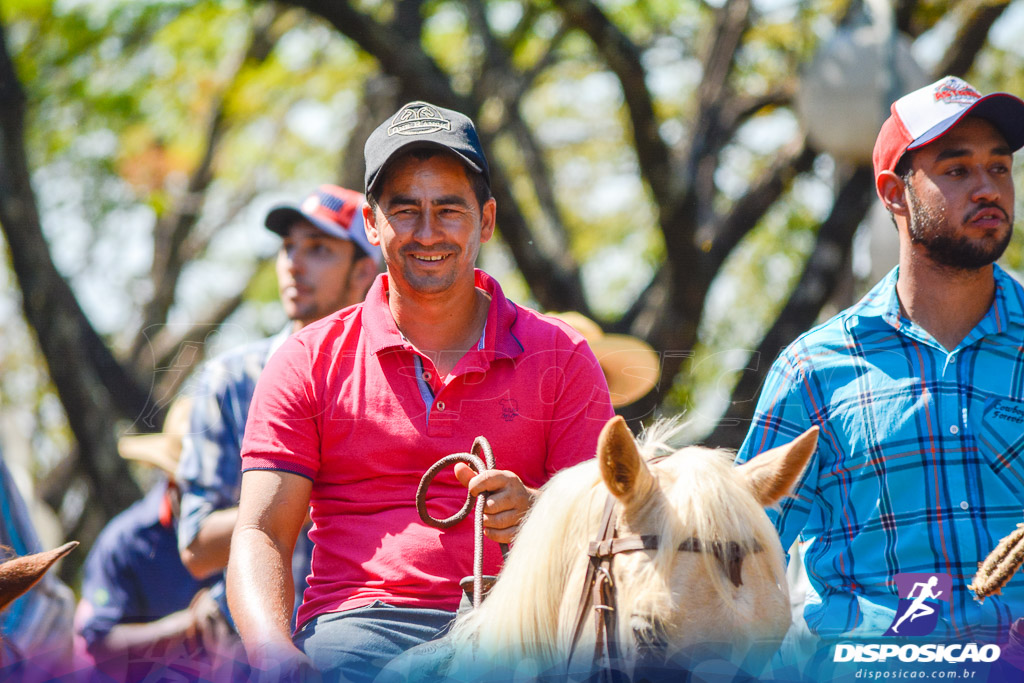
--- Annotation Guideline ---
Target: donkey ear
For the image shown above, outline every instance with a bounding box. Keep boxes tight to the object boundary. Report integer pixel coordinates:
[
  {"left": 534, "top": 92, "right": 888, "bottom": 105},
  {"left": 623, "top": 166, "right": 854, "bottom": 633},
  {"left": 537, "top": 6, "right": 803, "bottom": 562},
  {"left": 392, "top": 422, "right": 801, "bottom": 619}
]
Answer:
[
  {"left": 0, "top": 541, "right": 78, "bottom": 612},
  {"left": 735, "top": 427, "right": 818, "bottom": 506},
  {"left": 598, "top": 416, "right": 654, "bottom": 504}
]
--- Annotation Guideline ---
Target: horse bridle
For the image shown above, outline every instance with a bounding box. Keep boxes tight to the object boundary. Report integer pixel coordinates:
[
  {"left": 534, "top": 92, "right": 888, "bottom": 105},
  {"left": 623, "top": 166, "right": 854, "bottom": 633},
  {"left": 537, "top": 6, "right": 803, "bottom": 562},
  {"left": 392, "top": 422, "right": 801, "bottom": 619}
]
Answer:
[{"left": 567, "top": 494, "right": 763, "bottom": 679}]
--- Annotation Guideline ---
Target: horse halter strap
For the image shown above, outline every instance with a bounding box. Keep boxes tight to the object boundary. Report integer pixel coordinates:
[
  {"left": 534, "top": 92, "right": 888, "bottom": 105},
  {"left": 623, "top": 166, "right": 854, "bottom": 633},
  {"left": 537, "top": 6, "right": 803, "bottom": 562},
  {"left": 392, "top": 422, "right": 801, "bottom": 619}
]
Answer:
[
  {"left": 567, "top": 495, "right": 762, "bottom": 677},
  {"left": 568, "top": 495, "right": 624, "bottom": 679}
]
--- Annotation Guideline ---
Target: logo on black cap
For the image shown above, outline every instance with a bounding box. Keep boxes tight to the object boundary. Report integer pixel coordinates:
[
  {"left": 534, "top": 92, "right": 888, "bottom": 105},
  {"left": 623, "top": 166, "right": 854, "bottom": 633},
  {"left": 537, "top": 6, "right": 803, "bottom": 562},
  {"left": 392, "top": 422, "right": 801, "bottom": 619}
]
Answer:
[{"left": 387, "top": 103, "right": 452, "bottom": 137}]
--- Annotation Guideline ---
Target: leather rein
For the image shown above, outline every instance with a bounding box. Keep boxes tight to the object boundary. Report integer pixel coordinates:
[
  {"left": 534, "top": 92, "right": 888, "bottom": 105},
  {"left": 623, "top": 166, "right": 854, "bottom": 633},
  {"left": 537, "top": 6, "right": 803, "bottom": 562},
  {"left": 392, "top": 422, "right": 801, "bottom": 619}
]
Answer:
[
  {"left": 416, "top": 436, "right": 509, "bottom": 608},
  {"left": 567, "top": 494, "right": 763, "bottom": 677}
]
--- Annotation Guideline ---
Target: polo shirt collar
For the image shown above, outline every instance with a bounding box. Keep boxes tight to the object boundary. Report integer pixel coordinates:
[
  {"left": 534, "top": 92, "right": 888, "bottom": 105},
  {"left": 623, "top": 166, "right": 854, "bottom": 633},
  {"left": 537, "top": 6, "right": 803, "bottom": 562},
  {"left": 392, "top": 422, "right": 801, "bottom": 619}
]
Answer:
[{"left": 362, "top": 269, "right": 525, "bottom": 363}]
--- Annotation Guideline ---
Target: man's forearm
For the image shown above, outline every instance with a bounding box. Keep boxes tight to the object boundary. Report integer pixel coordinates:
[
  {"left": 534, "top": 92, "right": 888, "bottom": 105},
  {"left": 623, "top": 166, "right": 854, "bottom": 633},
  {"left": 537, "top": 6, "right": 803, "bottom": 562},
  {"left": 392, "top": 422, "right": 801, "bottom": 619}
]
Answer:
[
  {"left": 229, "top": 468, "right": 312, "bottom": 671},
  {"left": 181, "top": 507, "right": 238, "bottom": 579},
  {"left": 227, "top": 525, "right": 300, "bottom": 663},
  {"left": 88, "top": 610, "right": 196, "bottom": 660}
]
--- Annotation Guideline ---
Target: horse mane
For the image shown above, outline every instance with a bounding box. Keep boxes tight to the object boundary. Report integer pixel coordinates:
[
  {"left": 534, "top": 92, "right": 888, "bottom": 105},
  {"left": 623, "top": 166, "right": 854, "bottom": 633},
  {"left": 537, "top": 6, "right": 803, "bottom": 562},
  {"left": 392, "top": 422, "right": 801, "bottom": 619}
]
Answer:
[
  {"left": 447, "top": 455, "right": 603, "bottom": 667},
  {"left": 446, "top": 418, "right": 785, "bottom": 671}
]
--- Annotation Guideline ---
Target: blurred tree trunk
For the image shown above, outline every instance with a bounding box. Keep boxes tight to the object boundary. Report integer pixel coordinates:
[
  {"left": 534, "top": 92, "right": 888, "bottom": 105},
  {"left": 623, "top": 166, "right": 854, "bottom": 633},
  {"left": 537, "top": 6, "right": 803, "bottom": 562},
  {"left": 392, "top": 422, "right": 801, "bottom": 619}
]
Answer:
[
  {"left": 0, "top": 22, "right": 144, "bottom": 517},
  {"left": 0, "top": 9, "right": 294, "bottom": 554}
]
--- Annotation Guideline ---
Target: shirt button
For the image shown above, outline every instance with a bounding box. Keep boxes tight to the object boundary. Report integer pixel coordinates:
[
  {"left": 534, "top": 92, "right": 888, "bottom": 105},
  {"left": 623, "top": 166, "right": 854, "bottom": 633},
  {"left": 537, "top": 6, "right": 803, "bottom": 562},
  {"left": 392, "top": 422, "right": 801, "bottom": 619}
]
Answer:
[
  {"left": 960, "top": 501, "right": 969, "bottom": 510},
  {"left": 422, "top": 371, "right": 432, "bottom": 381},
  {"left": 436, "top": 401, "right": 446, "bottom": 411},
  {"left": 949, "top": 425, "right": 960, "bottom": 435}
]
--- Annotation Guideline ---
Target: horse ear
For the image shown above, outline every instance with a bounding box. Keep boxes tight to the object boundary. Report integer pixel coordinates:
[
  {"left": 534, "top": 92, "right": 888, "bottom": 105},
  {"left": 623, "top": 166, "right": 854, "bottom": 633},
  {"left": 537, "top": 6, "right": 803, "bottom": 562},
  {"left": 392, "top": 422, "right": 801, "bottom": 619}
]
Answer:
[
  {"left": 598, "top": 416, "right": 654, "bottom": 503},
  {"left": 735, "top": 427, "right": 818, "bottom": 506},
  {"left": 0, "top": 541, "right": 78, "bottom": 612}
]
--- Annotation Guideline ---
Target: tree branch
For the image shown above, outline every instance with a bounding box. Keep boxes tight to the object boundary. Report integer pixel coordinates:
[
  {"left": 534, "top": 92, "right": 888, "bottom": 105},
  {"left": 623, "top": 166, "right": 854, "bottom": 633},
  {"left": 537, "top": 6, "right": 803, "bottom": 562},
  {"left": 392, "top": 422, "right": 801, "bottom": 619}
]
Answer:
[
  {"left": 339, "top": 75, "right": 400, "bottom": 191},
  {"left": 488, "top": 161, "right": 589, "bottom": 311},
  {"left": 707, "top": 140, "right": 816, "bottom": 267},
  {"left": 462, "top": 2, "right": 576, "bottom": 265},
  {"left": 283, "top": 0, "right": 466, "bottom": 110},
  {"left": 551, "top": 0, "right": 672, "bottom": 207},
  {"left": 706, "top": 166, "right": 876, "bottom": 449},
  {"left": 153, "top": 291, "right": 249, "bottom": 401},
  {"left": 130, "top": 6, "right": 286, "bottom": 363},
  {"left": 150, "top": 291, "right": 250, "bottom": 380},
  {"left": 684, "top": 0, "right": 752, "bottom": 220},
  {"left": 932, "top": 1, "right": 1008, "bottom": 78},
  {"left": 719, "top": 85, "right": 795, "bottom": 141}
]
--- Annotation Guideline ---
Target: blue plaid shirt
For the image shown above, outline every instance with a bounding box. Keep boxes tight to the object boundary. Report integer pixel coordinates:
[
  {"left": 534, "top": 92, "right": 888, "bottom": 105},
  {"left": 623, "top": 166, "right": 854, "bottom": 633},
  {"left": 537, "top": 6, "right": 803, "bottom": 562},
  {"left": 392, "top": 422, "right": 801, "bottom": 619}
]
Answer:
[
  {"left": 177, "top": 326, "right": 312, "bottom": 617},
  {"left": 736, "top": 265, "right": 1024, "bottom": 641}
]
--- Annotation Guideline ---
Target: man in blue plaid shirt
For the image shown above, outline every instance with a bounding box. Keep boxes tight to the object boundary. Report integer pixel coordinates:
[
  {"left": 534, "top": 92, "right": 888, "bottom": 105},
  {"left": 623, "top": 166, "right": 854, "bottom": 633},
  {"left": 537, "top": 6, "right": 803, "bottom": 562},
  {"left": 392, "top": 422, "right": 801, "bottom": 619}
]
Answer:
[
  {"left": 737, "top": 76, "right": 1024, "bottom": 643},
  {"left": 176, "top": 185, "right": 380, "bottom": 622}
]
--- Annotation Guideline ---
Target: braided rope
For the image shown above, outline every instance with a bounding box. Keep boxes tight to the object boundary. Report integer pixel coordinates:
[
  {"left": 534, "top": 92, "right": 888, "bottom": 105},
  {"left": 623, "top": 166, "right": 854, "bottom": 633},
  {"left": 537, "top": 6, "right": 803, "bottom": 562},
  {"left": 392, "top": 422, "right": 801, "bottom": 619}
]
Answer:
[
  {"left": 968, "top": 522, "right": 1024, "bottom": 603},
  {"left": 416, "top": 436, "right": 503, "bottom": 608}
]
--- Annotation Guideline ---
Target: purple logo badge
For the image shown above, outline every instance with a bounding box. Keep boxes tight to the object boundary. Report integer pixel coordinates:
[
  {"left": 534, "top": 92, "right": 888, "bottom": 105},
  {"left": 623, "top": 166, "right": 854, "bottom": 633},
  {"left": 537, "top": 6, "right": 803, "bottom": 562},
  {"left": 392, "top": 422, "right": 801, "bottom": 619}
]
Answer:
[
  {"left": 884, "top": 573, "right": 951, "bottom": 636},
  {"left": 500, "top": 398, "right": 519, "bottom": 422}
]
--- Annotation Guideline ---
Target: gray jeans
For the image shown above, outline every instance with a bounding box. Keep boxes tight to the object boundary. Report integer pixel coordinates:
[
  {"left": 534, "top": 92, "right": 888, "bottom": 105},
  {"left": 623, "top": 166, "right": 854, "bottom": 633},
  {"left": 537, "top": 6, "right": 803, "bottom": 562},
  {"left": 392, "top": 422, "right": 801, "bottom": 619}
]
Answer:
[{"left": 294, "top": 602, "right": 455, "bottom": 683}]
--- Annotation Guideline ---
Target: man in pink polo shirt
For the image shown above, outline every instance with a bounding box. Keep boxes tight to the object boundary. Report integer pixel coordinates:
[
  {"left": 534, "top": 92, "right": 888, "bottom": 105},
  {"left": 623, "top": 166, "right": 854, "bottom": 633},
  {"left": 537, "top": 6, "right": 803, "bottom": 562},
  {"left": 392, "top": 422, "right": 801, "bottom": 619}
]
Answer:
[{"left": 227, "top": 101, "right": 615, "bottom": 682}]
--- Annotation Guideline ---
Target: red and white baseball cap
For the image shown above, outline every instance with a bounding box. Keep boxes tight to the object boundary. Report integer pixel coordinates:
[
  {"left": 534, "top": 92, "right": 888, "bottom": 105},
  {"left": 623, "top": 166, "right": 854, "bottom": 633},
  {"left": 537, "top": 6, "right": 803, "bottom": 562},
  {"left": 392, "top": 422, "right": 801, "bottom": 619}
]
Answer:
[
  {"left": 872, "top": 76, "right": 1024, "bottom": 188},
  {"left": 265, "top": 184, "right": 381, "bottom": 263}
]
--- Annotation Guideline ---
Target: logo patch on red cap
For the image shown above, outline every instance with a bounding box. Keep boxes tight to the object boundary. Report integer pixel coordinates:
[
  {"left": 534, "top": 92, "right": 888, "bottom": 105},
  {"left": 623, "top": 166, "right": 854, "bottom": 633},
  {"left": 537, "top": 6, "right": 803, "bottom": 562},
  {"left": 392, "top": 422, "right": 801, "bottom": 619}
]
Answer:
[{"left": 933, "top": 77, "right": 980, "bottom": 106}]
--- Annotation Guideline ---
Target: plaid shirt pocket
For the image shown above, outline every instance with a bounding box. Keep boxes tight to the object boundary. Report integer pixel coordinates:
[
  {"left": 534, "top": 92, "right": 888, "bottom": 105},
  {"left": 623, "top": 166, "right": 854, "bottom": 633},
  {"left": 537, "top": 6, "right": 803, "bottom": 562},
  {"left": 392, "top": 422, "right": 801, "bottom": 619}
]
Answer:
[{"left": 978, "top": 397, "right": 1024, "bottom": 496}]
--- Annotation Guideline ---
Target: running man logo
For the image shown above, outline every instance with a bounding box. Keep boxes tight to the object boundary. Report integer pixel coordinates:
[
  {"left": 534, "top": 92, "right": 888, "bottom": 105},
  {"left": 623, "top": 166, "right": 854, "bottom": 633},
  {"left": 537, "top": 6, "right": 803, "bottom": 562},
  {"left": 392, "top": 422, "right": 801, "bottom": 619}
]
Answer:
[{"left": 883, "top": 573, "right": 952, "bottom": 636}]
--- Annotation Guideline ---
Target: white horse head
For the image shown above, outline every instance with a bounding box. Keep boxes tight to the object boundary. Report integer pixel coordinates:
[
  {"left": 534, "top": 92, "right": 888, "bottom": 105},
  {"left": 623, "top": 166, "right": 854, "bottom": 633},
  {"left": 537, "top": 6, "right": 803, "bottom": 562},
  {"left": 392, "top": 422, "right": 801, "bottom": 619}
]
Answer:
[
  {"left": 581, "top": 416, "right": 816, "bottom": 675},
  {"left": 388, "top": 416, "right": 815, "bottom": 681}
]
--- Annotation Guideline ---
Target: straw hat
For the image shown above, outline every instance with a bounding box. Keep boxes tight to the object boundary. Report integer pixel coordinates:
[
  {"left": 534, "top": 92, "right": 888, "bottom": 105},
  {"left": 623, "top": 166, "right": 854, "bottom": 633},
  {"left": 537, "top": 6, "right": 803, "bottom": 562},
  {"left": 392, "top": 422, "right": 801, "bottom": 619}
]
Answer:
[
  {"left": 549, "top": 312, "right": 660, "bottom": 408},
  {"left": 117, "top": 396, "right": 193, "bottom": 475}
]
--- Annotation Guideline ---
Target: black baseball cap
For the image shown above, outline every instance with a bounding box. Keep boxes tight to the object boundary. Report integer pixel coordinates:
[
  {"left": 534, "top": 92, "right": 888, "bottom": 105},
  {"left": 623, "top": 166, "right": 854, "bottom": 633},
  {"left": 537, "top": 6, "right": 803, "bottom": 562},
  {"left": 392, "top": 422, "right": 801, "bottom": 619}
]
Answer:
[{"left": 364, "top": 101, "right": 490, "bottom": 195}]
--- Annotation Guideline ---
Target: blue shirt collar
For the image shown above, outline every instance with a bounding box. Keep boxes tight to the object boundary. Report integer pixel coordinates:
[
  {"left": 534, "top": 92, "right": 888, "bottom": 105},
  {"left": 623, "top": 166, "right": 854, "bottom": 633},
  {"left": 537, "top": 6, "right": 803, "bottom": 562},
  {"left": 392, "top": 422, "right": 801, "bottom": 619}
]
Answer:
[{"left": 848, "top": 264, "right": 1024, "bottom": 343}]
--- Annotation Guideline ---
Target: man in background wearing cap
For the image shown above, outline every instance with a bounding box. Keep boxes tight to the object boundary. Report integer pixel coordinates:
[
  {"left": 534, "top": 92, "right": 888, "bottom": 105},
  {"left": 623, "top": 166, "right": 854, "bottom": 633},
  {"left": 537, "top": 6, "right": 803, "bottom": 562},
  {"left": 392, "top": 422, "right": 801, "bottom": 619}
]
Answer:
[
  {"left": 75, "top": 396, "right": 226, "bottom": 680},
  {"left": 228, "top": 101, "right": 613, "bottom": 682},
  {"left": 176, "top": 185, "right": 380, "bottom": 625},
  {"left": 736, "top": 74, "right": 1024, "bottom": 651}
]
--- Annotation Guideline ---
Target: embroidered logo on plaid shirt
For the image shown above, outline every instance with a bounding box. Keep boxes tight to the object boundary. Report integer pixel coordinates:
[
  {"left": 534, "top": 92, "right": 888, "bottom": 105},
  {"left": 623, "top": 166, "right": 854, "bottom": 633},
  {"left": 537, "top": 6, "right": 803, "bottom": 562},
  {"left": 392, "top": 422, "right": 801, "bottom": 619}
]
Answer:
[
  {"left": 979, "top": 398, "right": 1024, "bottom": 478},
  {"left": 990, "top": 399, "right": 1024, "bottom": 426},
  {"left": 883, "top": 572, "right": 951, "bottom": 636}
]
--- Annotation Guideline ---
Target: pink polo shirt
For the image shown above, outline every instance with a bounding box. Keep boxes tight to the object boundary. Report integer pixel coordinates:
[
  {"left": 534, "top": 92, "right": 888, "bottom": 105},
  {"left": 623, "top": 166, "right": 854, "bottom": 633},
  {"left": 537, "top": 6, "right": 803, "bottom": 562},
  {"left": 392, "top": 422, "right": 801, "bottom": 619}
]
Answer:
[{"left": 241, "top": 270, "right": 613, "bottom": 628}]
